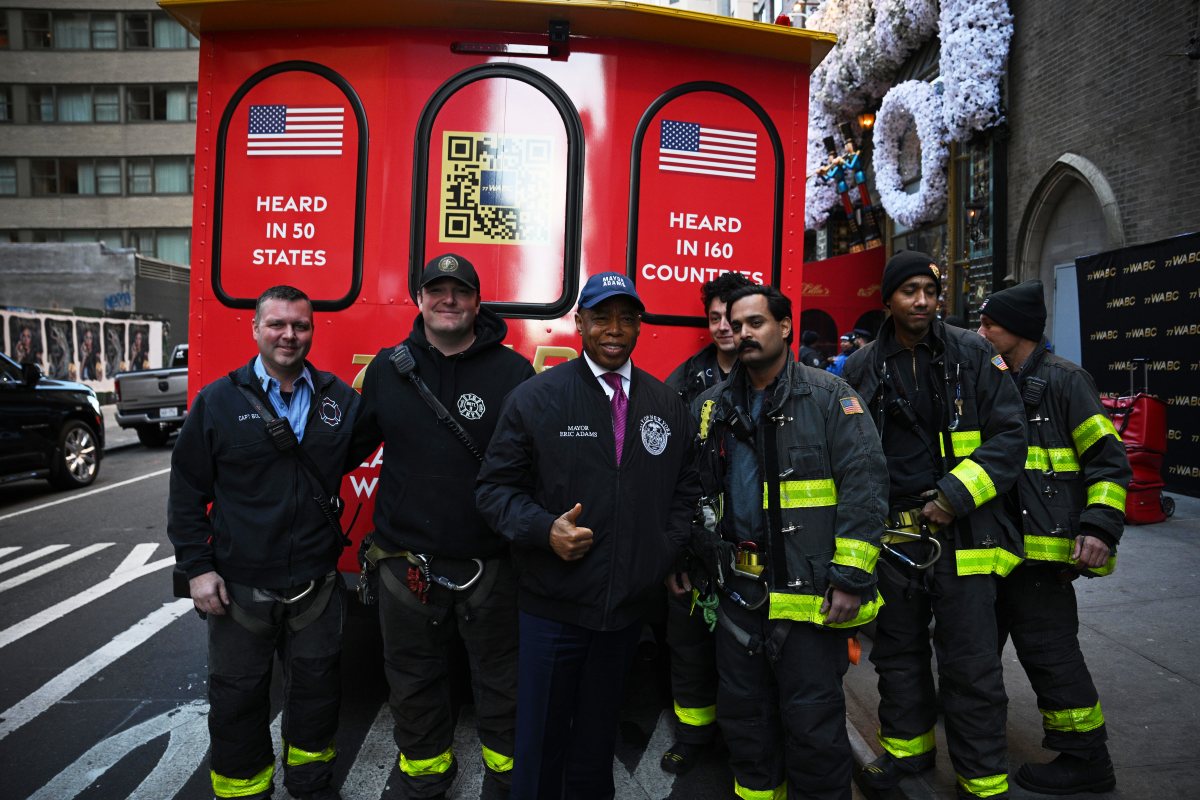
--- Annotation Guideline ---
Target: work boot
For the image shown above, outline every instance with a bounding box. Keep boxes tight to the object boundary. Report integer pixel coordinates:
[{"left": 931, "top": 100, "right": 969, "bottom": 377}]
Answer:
[
  {"left": 858, "top": 751, "right": 936, "bottom": 791},
  {"left": 1016, "top": 752, "right": 1116, "bottom": 795},
  {"left": 955, "top": 788, "right": 1007, "bottom": 799},
  {"left": 296, "top": 788, "right": 342, "bottom": 800},
  {"left": 660, "top": 740, "right": 712, "bottom": 776}
]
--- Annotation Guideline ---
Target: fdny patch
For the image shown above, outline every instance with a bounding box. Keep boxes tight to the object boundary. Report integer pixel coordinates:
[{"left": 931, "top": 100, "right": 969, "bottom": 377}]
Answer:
[
  {"left": 319, "top": 397, "right": 342, "bottom": 427},
  {"left": 991, "top": 354, "right": 1009, "bottom": 371},
  {"left": 840, "top": 396, "right": 863, "bottom": 415},
  {"left": 457, "top": 392, "right": 486, "bottom": 420},
  {"left": 640, "top": 414, "right": 671, "bottom": 456}
]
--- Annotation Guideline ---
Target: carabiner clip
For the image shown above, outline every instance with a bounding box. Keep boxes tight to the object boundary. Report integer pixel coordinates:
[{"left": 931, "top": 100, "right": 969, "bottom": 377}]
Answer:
[{"left": 881, "top": 528, "right": 942, "bottom": 571}]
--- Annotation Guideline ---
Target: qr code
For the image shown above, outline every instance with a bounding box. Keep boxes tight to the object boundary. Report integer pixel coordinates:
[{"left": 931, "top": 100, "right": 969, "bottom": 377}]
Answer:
[{"left": 440, "top": 131, "right": 553, "bottom": 245}]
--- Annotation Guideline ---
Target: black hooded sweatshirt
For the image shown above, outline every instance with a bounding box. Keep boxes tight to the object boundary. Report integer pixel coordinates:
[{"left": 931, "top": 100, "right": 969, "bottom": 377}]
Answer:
[{"left": 349, "top": 306, "right": 535, "bottom": 558}]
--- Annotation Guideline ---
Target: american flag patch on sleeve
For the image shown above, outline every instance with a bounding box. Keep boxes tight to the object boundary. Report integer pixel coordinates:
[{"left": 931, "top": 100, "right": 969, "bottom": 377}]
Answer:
[
  {"left": 840, "top": 396, "right": 863, "bottom": 415},
  {"left": 991, "top": 355, "right": 1009, "bottom": 371}
]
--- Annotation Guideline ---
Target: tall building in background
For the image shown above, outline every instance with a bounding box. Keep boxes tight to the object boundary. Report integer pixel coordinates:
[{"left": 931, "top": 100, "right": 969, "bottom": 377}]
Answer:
[{"left": 0, "top": 2, "right": 199, "bottom": 265}]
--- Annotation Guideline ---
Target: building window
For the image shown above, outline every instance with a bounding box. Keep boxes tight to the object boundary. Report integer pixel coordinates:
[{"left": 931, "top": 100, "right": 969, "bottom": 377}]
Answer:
[
  {"left": 126, "top": 157, "right": 193, "bottom": 194},
  {"left": 123, "top": 12, "right": 197, "bottom": 50},
  {"left": 126, "top": 85, "right": 197, "bottom": 122},
  {"left": 0, "top": 161, "right": 16, "bottom": 195},
  {"left": 128, "top": 228, "right": 191, "bottom": 263},
  {"left": 0, "top": 13, "right": 9, "bottom": 49},
  {"left": 23, "top": 11, "right": 118, "bottom": 50},
  {"left": 0, "top": 86, "right": 10, "bottom": 122},
  {"left": 28, "top": 86, "right": 121, "bottom": 124},
  {"left": 30, "top": 158, "right": 123, "bottom": 195}
]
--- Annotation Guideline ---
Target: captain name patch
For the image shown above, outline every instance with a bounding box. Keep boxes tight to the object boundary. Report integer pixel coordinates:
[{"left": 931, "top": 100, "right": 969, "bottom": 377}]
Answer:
[
  {"left": 991, "top": 354, "right": 1008, "bottom": 371},
  {"left": 840, "top": 396, "right": 863, "bottom": 415}
]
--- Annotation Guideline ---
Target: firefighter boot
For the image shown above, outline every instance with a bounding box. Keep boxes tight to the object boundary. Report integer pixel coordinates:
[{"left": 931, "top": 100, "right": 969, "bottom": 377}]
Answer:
[
  {"left": 660, "top": 740, "right": 713, "bottom": 776},
  {"left": 858, "top": 751, "right": 936, "bottom": 791},
  {"left": 1016, "top": 751, "right": 1116, "bottom": 795}
]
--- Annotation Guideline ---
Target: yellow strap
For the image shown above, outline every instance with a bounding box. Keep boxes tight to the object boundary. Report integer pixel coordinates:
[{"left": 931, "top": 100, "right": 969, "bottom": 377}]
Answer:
[
  {"left": 399, "top": 748, "right": 454, "bottom": 777},
  {"left": 673, "top": 700, "right": 717, "bottom": 727},
  {"left": 212, "top": 764, "right": 274, "bottom": 798},
  {"left": 1040, "top": 701, "right": 1105, "bottom": 733},
  {"left": 1024, "top": 446, "right": 1080, "bottom": 472},
  {"left": 733, "top": 778, "right": 787, "bottom": 800},
  {"left": 1072, "top": 413, "right": 1121, "bottom": 455},
  {"left": 699, "top": 399, "right": 716, "bottom": 441},
  {"left": 769, "top": 478, "right": 837, "bottom": 509},
  {"left": 481, "top": 744, "right": 513, "bottom": 773},
  {"left": 832, "top": 537, "right": 880, "bottom": 574},
  {"left": 955, "top": 547, "right": 1022, "bottom": 577},
  {"left": 285, "top": 742, "right": 336, "bottom": 766},
  {"left": 877, "top": 728, "right": 936, "bottom": 759},
  {"left": 1087, "top": 481, "right": 1127, "bottom": 512},
  {"left": 947, "top": 458, "right": 997, "bottom": 509},
  {"left": 956, "top": 772, "right": 1010, "bottom": 798},
  {"left": 767, "top": 592, "right": 883, "bottom": 627}
]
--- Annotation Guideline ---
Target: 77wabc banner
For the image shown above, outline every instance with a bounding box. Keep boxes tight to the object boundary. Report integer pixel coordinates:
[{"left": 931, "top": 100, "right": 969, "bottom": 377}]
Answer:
[{"left": 1076, "top": 231, "right": 1200, "bottom": 497}]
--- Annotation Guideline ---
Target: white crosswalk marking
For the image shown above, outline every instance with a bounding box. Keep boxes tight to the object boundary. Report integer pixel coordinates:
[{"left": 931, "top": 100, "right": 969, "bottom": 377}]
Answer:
[
  {"left": 0, "top": 599, "right": 193, "bottom": 741},
  {"left": 342, "top": 704, "right": 396, "bottom": 799},
  {"left": 0, "top": 544, "right": 174, "bottom": 650},
  {"left": 0, "top": 543, "right": 113, "bottom": 593},
  {"left": 0, "top": 546, "right": 20, "bottom": 559},
  {"left": 0, "top": 544, "right": 70, "bottom": 576}
]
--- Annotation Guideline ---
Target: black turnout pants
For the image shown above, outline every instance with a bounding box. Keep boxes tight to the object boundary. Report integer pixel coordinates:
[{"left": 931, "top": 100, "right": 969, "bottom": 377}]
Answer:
[
  {"left": 997, "top": 561, "right": 1107, "bottom": 758},
  {"left": 871, "top": 545, "right": 1008, "bottom": 796},
  {"left": 667, "top": 589, "right": 719, "bottom": 745},
  {"left": 715, "top": 589, "right": 853, "bottom": 800},
  {"left": 208, "top": 576, "right": 345, "bottom": 799},
  {"left": 378, "top": 554, "right": 518, "bottom": 798}
]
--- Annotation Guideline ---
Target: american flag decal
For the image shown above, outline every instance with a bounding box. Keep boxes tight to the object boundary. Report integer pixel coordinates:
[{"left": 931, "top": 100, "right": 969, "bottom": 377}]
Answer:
[
  {"left": 659, "top": 119, "right": 757, "bottom": 180},
  {"left": 840, "top": 396, "right": 864, "bottom": 415},
  {"left": 247, "top": 105, "right": 344, "bottom": 157},
  {"left": 991, "top": 354, "right": 1008, "bottom": 371}
]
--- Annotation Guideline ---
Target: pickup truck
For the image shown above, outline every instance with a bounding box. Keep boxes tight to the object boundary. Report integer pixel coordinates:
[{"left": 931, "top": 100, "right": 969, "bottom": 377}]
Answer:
[{"left": 114, "top": 343, "right": 188, "bottom": 447}]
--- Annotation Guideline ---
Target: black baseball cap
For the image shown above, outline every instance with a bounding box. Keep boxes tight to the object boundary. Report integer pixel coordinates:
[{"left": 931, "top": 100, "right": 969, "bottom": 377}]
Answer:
[{"left": 419, "top": 253, "right": 480, "bottom": 291}]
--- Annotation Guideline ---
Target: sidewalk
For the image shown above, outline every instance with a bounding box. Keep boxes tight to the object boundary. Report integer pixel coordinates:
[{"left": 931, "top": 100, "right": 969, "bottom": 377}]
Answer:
[
  {"left": 101, "top": 403, "right": 142, "bottom": 452},
  {"left": 843, "top": 492, "right": 1200, "bottom": 798}
]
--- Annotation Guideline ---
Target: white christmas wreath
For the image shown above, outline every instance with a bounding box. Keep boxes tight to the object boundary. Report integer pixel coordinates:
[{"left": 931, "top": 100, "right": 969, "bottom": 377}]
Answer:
[{"left": 872, "top": 79, "right": 949, "bottom": 226}]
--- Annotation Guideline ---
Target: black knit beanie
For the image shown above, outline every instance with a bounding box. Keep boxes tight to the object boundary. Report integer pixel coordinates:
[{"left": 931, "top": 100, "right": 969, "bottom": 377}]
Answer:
[
  {"left": 881, "top": 250, "right": 942, "bottom": 302},
  {"left": 980, "top": 280, "right": 1047, "bottom": 342}
]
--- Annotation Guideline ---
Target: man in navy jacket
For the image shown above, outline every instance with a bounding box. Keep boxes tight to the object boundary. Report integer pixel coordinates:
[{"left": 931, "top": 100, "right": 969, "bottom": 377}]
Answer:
[{"left": 477, "top": 272, "right": 701, "bottom": 800}]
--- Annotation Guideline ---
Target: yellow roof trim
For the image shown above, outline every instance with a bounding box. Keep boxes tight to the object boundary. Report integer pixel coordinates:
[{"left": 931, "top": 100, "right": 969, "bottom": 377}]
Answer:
[{"left": 159, "top": 0, "right": 835, "bottom": 66}]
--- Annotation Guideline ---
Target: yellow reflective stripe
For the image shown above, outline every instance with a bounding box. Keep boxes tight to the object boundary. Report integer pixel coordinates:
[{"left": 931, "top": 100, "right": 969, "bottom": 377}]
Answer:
[
  {"left": 877, "top": 728, "right": 936, "bottom": 758},
  {"left": 948, "top": 458, "right": 997, "bottom": 508},
  {"left": 955, "top": 547, "right": 1022, "bottom": 577},
  {"left": 1040, "top": 701, "right": 1105, "bottom": 733},
  {"left": 481, "top": 744, "right": 513, "bottom": 773},
  {"left": 951, "top": 429, "right": 981, "bottom": 456},
  {"left": 1022, "top": 535, "right": 1117, "bottom": 575},
  {"left": 767, "top": 592, "right": 883, "bottom": 627},
  {"left": 956, "top": 772, "right": 1010, "bottom": 798},
  {"left": 1087, "top": 481, "right": 1127, "bottom": 512},
  {"left": 1072, "top": 413, "right": 1121, "bottom": 454},
  {"left": 285, "top": 742, "right": 336, "bottom": 766},
  {"left": 212, "top": 764, "right": 274, "bottom": 798},
  {"left": 1024, "top": 446, "right": 1080, "bottom": 472},
  {"left": 399, "top": 748, "right": 454, "bottom": 777},
  {"left": 733, "top": 778, "right": 787, "bottom": 800},
  {"left": 832, "top": 537, "right": 880, "bottom": 574},
  {"left": 674, "top": 700, "right": 717, "bottom": 727},
  {"left": 768, "top": 479, "right": 838, "bottom": 509},
  {"left": 699, "top": 399, "right": 716, "bottom": 441}
]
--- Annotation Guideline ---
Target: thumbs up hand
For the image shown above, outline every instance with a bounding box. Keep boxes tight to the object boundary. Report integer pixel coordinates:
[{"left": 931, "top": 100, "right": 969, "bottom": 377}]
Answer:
[{"left": 549, "top": 503, "right": 594, "bottom": 562}]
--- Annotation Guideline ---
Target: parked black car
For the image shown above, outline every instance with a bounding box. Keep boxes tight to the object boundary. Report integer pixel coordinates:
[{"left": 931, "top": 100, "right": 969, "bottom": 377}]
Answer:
[{"left": 0, "top": 351, "right": 104, "bottom": 489}]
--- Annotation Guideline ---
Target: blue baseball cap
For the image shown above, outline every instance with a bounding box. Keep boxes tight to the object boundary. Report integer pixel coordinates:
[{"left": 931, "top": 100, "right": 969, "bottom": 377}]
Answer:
[{"left": 577, "top": 272, "right": 645, "bottom": 312}]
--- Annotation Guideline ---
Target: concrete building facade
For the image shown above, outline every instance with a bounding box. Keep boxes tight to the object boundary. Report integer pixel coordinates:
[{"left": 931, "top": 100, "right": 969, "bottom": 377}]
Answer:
[{"left": 0, "top": 0, "right": 199, "bottom": 265}]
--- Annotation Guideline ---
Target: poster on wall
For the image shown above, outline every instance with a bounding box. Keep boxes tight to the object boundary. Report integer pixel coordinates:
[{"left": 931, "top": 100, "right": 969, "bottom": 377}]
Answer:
[{"left": 1076, "top": 231, "right": 1200, "bottom": 497}]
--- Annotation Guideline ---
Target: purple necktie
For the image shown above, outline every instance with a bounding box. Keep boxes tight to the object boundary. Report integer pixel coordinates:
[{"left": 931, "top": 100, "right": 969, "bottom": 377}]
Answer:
[{"left": 602, "top": 372, "right": 628, "bottom": 463}]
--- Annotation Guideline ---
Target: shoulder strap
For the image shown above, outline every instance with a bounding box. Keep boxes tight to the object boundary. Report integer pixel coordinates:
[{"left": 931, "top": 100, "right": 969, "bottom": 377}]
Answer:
[
  {"left": 230, "top": 378, "right": 350, "bottom": 547},
  {"left": 388, "top": 344, "right": 484, "bottom": 462}
]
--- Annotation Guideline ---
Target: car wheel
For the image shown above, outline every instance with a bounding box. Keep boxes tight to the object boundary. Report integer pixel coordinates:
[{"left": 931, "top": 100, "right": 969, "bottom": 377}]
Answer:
[
  {"left": 49, "top": 420, "right": 100, "bottom": 489},
  {"left": 136, "top": 424, "right": 171, "bottom": 448}
]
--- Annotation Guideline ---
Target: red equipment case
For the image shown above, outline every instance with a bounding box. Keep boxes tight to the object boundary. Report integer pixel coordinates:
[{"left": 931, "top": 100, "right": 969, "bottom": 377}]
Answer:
[{"left": 1101, "top": 358, "right": 1175, "bottom": 524}]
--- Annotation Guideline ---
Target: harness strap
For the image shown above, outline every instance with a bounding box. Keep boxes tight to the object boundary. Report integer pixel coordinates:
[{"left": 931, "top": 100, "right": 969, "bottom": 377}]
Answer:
[{"left": 226, "top": 573, "right": 337, "bottom": 638}]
